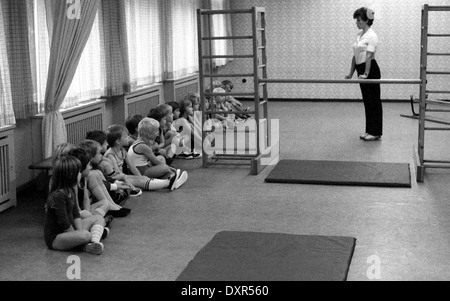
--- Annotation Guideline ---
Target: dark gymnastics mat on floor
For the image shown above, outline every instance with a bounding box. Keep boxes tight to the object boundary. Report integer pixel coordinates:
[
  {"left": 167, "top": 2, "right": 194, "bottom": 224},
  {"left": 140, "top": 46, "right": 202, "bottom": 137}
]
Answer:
[
  {"left": 176, "top": 231, "right": 356, "bottom": 281},
  {"left": 265, "top": 160, "right": 411, "bottom": 188}
]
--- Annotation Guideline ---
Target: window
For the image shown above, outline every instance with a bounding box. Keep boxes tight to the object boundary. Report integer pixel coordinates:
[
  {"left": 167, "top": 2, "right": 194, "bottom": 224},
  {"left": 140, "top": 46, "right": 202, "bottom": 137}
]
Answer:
[
  {"left": 0, "top": 6, "right": 15, "bottom": 126},
  {"left": 165, "top": 0, "right": 200, "bottom": 79},
  {"left": 29, "top": 0, "right": 104, "bottom": 114},
  {"left": 125, "top": 0, "right": 163, "bottom": 90}
]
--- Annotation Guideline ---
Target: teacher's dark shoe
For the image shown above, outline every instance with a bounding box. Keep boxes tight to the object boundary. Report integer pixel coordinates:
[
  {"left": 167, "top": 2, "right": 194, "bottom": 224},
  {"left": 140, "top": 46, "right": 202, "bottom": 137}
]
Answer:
[{"left": 363, "top": 135, "right": 381, "bottom": 141}]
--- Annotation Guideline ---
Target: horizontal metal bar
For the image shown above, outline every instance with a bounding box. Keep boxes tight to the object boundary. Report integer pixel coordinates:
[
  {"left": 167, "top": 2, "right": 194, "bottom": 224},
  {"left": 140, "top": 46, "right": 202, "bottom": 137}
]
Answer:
[
  {"left": 205, "top": 110, "right": 256, "bottom": 115},
  {"left": 258, "top": 65, "right": 266, "bottom": 69},
  {"left": 426, "top": 99, "right": 450, "bottom": 105},
  {"left": 260, "top": 78, "right": 422, "bottom": 85},
  {"left": 203, "top": 36, "right": 253, "bottom": 40},
  {"left": 428, "top": 34, "right": 450, "bottom": 37},
  {"left": 424, "top": 127, "right": 450, "bottom": 131},
  {"left": 427, "top": 71, "right": 450, "bottom": 75},
  {"left": 400, "top": 114, "right": 450, "bottom": 126},
  {"left": 209, "top": 157, "right": 254, "bottom": 161},
  {"left": 205, "top": 92, "right": 255, "bottom": 97},
  {"left": 425, "top": 109, "right": 450, "bottom": 112},
  {"left": 428, "top": 53, "right": 450, "bottom": 56},
  {"left": 426, "top": 91, "right": 450, "bottom": 94},
  {"left": 257, "top": 28, "right": 265, "bottom": 31},
  {"left": 424, "top": 160, "right": 450, "bottom": 164},
  {"left": 200, "top": 9, "right": 253, "bottom": 15},
  {"left": 258, "top": 46, "right": 266, "bottom": 50},
  {"left": 214, "top": 154, "right": 256, "bottom": 158},
  {"left": 208, "top": 161, "right": 252, "bottom": 166},
  {"left": 427, "top": 6, "right": 450, "bottom": 11},
  {"left": 203, "top": 74, "right": 254, "bottom": 78},
  {"left": 203, "top": 55, "right": 254, "bottom": 59},
  {"left": 423, "top": 164, "right": 450, "bottom": 169}
]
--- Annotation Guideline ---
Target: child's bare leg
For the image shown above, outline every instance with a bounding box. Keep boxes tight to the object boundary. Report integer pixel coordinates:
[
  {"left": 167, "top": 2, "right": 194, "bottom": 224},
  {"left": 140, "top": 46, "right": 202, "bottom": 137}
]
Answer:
[
  {"left": 87, "top": 173, "right": 121, "bottom": 211},
  {"left": 90, "top": 199, "right": 112, "bottom": 217},
  {"left": 52, "top": 230, "right": 92, "bottom": 251},
  {"left": 143, "top": 164, "right": 173, "bottom": 179}
]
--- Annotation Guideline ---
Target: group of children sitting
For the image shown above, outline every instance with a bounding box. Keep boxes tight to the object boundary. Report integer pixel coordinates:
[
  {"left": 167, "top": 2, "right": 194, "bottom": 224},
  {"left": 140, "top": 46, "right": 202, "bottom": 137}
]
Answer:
[{"left": 43, "top": 80, "right": 251, "bottom": 255}]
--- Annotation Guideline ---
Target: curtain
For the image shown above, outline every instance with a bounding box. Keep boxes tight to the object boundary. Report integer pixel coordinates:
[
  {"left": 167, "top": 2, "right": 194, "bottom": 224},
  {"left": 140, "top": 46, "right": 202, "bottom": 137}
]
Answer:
[
  {"left": 0, "top": 1, "right": 15, "bottom": 127},
  {"left": 1, "top": 0, "right": 36, "bottom": 120},
  {"left": 42, "top": 0, "right": 101, "bottom": 158},
  {"left": 163, "top": 0, "right": 200, "bottom": 79},
  {"left": 201, "top": 0, "right": 233, "bottom": 70},
  {"left": 99, "top": 0, "right": 130, "bottom": 96},
  {"left": 29, "top": 0, "right": 104, "bottom": 114},
  {"left": 125, "top": 0, "right": 163, "bottom": 90}
]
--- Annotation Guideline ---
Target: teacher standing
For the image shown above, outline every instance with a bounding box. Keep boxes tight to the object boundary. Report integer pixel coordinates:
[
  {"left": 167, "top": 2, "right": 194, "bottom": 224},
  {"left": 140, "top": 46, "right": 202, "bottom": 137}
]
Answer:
[{"left": 346, "top": 7, "right": 382, "bottom": 141}]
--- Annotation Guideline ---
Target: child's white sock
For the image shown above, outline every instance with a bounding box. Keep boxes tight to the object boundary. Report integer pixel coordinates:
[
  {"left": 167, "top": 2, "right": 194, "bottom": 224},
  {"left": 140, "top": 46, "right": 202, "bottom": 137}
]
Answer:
[
  {"left": 145, "top": 178, "right": 170, "bottom": 190},
  {"left": 90, "top": 224, "right": 104, "bottom": 243}
]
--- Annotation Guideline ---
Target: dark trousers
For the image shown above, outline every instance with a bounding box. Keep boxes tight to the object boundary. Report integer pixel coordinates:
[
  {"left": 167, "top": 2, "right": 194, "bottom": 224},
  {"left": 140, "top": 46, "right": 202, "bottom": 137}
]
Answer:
[{"left": 356, "top": 60, "right": 382, "bottom": 136}]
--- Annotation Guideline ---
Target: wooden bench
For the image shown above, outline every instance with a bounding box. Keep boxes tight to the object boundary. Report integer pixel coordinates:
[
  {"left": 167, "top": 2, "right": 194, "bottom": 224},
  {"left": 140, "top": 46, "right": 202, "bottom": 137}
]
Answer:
[
  {"left": 29, "top": 157, "right": 52, "bottom": 196},
  {"left": 28, "top": 157, "right": 53, "bottom": 175}
]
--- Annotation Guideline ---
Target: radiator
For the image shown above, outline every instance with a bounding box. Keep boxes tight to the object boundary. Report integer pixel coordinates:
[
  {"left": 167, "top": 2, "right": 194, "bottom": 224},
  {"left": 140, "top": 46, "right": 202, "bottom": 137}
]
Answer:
[
  {"left": 63, "top": 102, "right": 105, "bottom": 145},
  {"left": 0, "top": 126, "right": 16, "bottom": 213}
]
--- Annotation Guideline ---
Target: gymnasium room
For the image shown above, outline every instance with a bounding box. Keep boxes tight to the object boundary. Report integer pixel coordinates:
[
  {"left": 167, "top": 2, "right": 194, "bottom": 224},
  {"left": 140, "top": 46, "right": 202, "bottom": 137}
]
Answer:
[{"left": 1, "top": 0, "right": 450, "bottom": 282}]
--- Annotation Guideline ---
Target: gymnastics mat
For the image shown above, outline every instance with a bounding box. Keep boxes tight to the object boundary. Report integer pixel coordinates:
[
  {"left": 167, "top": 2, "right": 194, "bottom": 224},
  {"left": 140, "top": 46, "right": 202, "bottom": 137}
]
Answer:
[
  {"left": 265, "top": 160, "right": 411, "bottom": 188},
  {"left": 176, "top": 231, "right": 356, "bottom": 281}
]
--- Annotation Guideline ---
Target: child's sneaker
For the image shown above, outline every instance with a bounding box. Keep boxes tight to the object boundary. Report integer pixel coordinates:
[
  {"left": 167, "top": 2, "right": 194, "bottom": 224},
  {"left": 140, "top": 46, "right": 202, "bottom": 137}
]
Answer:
[
  {"left": 101, "top": 227, "right": 110, "bottom": 240},
  {"left": 83, "top": 242, "right": 104, "bottom": 255},
  {"left": 104, "top": 215, "right": 113, "bottom": 228},
  {"left": 178, "top": 152, "right": 194, "bottom": 160},
  {"left": 174, "top": 171, "right": 188, "bottom": 189},
  {"left": 192, "top": 150, "right": 202, "bottom": 159},
  {"left": 130, "top": 189, "right": 142, "bottom": 197},
  {"left": 168, "top": 169, "right": 181, "bottom": 191}
]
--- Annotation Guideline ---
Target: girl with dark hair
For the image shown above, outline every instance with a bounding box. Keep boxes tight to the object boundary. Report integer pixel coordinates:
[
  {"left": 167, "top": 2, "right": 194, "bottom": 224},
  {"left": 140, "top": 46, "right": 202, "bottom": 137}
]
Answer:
[
  {"left": 44, "top": 155, "right": 107, "bottom": 255},
  {"left": 346, "top": 7, "right": 382, "bottom": 141}
]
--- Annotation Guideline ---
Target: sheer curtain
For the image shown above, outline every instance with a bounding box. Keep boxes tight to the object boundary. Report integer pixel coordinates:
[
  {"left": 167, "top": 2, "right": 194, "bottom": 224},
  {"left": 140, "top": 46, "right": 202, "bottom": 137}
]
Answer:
[
  {"left": 0, "top": 4, "right": 15, "bottom": 127},
  {"left": 210, "top": 0, "right": 233, "bottom": 67},
  {"left": 125, "top": 0, "right": 163, "bottom": 90},
  {"left": 164, "top": 0, "right": 200, "bottom": 79},
  {"left": 29, "top": 0, "right": 104, "bottom": 114}
]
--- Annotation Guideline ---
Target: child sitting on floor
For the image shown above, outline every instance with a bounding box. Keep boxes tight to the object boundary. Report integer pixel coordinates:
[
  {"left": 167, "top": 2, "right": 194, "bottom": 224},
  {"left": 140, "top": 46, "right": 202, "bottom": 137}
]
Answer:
[
  {"left": 173, "top": 97, "right": 203, "bottom": 159},
  {"left": 44, "top": 155, "right": 107, "bottom": 255},
  {"left": 127, "top": 117, "right": 188, "bottom": 190},
  {"left": 158, "top": 103, "right": 188, "bottom": 158},
  {"left": 68, "top": 147, "right": 128, "bottom": 218},
  {"left": 102, "top": 124, "right": 180, "bottom": 192},
  {"left": 125, "top": 114, "right": 143, "bottom": 150},
  {"left": 221, "top": 79, "right": 251, "bottom": 119}
]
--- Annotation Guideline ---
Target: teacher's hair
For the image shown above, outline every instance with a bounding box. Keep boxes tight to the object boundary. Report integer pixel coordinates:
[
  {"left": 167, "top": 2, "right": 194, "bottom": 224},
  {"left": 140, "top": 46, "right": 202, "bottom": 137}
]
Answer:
[{"left": 353, "top": 7, "right": 374, "bottom": 27}]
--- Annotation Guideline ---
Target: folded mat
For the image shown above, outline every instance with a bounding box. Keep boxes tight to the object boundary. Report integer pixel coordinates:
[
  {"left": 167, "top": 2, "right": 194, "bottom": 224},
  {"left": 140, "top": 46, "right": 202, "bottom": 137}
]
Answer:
[{"left": 176, "top": 231, "right": 356, "bottom": 281}]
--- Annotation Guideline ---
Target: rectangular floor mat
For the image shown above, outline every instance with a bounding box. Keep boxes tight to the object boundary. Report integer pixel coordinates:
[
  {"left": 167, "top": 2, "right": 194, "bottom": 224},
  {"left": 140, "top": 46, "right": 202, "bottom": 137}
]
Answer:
[
  {"left": 265, "top": 160, "right": 411, "bottom": 188},
  {"left": 176, "top": 231, "right": 356, "bottom": 281}
]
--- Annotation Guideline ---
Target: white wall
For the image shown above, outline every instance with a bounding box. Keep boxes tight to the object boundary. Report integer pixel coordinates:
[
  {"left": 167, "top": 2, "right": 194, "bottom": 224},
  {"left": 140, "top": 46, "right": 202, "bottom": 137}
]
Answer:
[{"left": 220, "top": 0, "right": 450, "bottom": 100}]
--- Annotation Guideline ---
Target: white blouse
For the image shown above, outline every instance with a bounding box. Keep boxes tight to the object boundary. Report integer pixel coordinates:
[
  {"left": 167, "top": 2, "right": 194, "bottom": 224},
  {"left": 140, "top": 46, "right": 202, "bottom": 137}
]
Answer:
[{"left": 353, "top": 28, "right": 378, "bottom": 65}]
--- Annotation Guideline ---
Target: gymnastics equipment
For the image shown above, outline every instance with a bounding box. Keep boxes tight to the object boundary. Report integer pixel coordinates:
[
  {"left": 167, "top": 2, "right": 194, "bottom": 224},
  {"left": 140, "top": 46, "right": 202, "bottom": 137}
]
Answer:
[
  {"left": 197, "top": 5, "right": 450, "bottom": 181},
  {"left": 415, "top": 5, "right": 450, "bottom": 182},
  {"left": 197, "top": 7, "right": 279, "bottom": 175}
]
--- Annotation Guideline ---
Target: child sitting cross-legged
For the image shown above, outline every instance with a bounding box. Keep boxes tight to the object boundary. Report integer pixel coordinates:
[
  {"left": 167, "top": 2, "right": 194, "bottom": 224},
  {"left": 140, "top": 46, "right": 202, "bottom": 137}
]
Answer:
[
  {"left": 85, "top": 131, "right": 131, "bottom": 206},
  {"left": 102, "top": 124, "right": 186, "bottom": 192},
  {"left": 44, "top": 155, "right": 107, "bottom": 255},
  {"left": 128, "top": 117, "right": 188, "bottom": 190}
]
